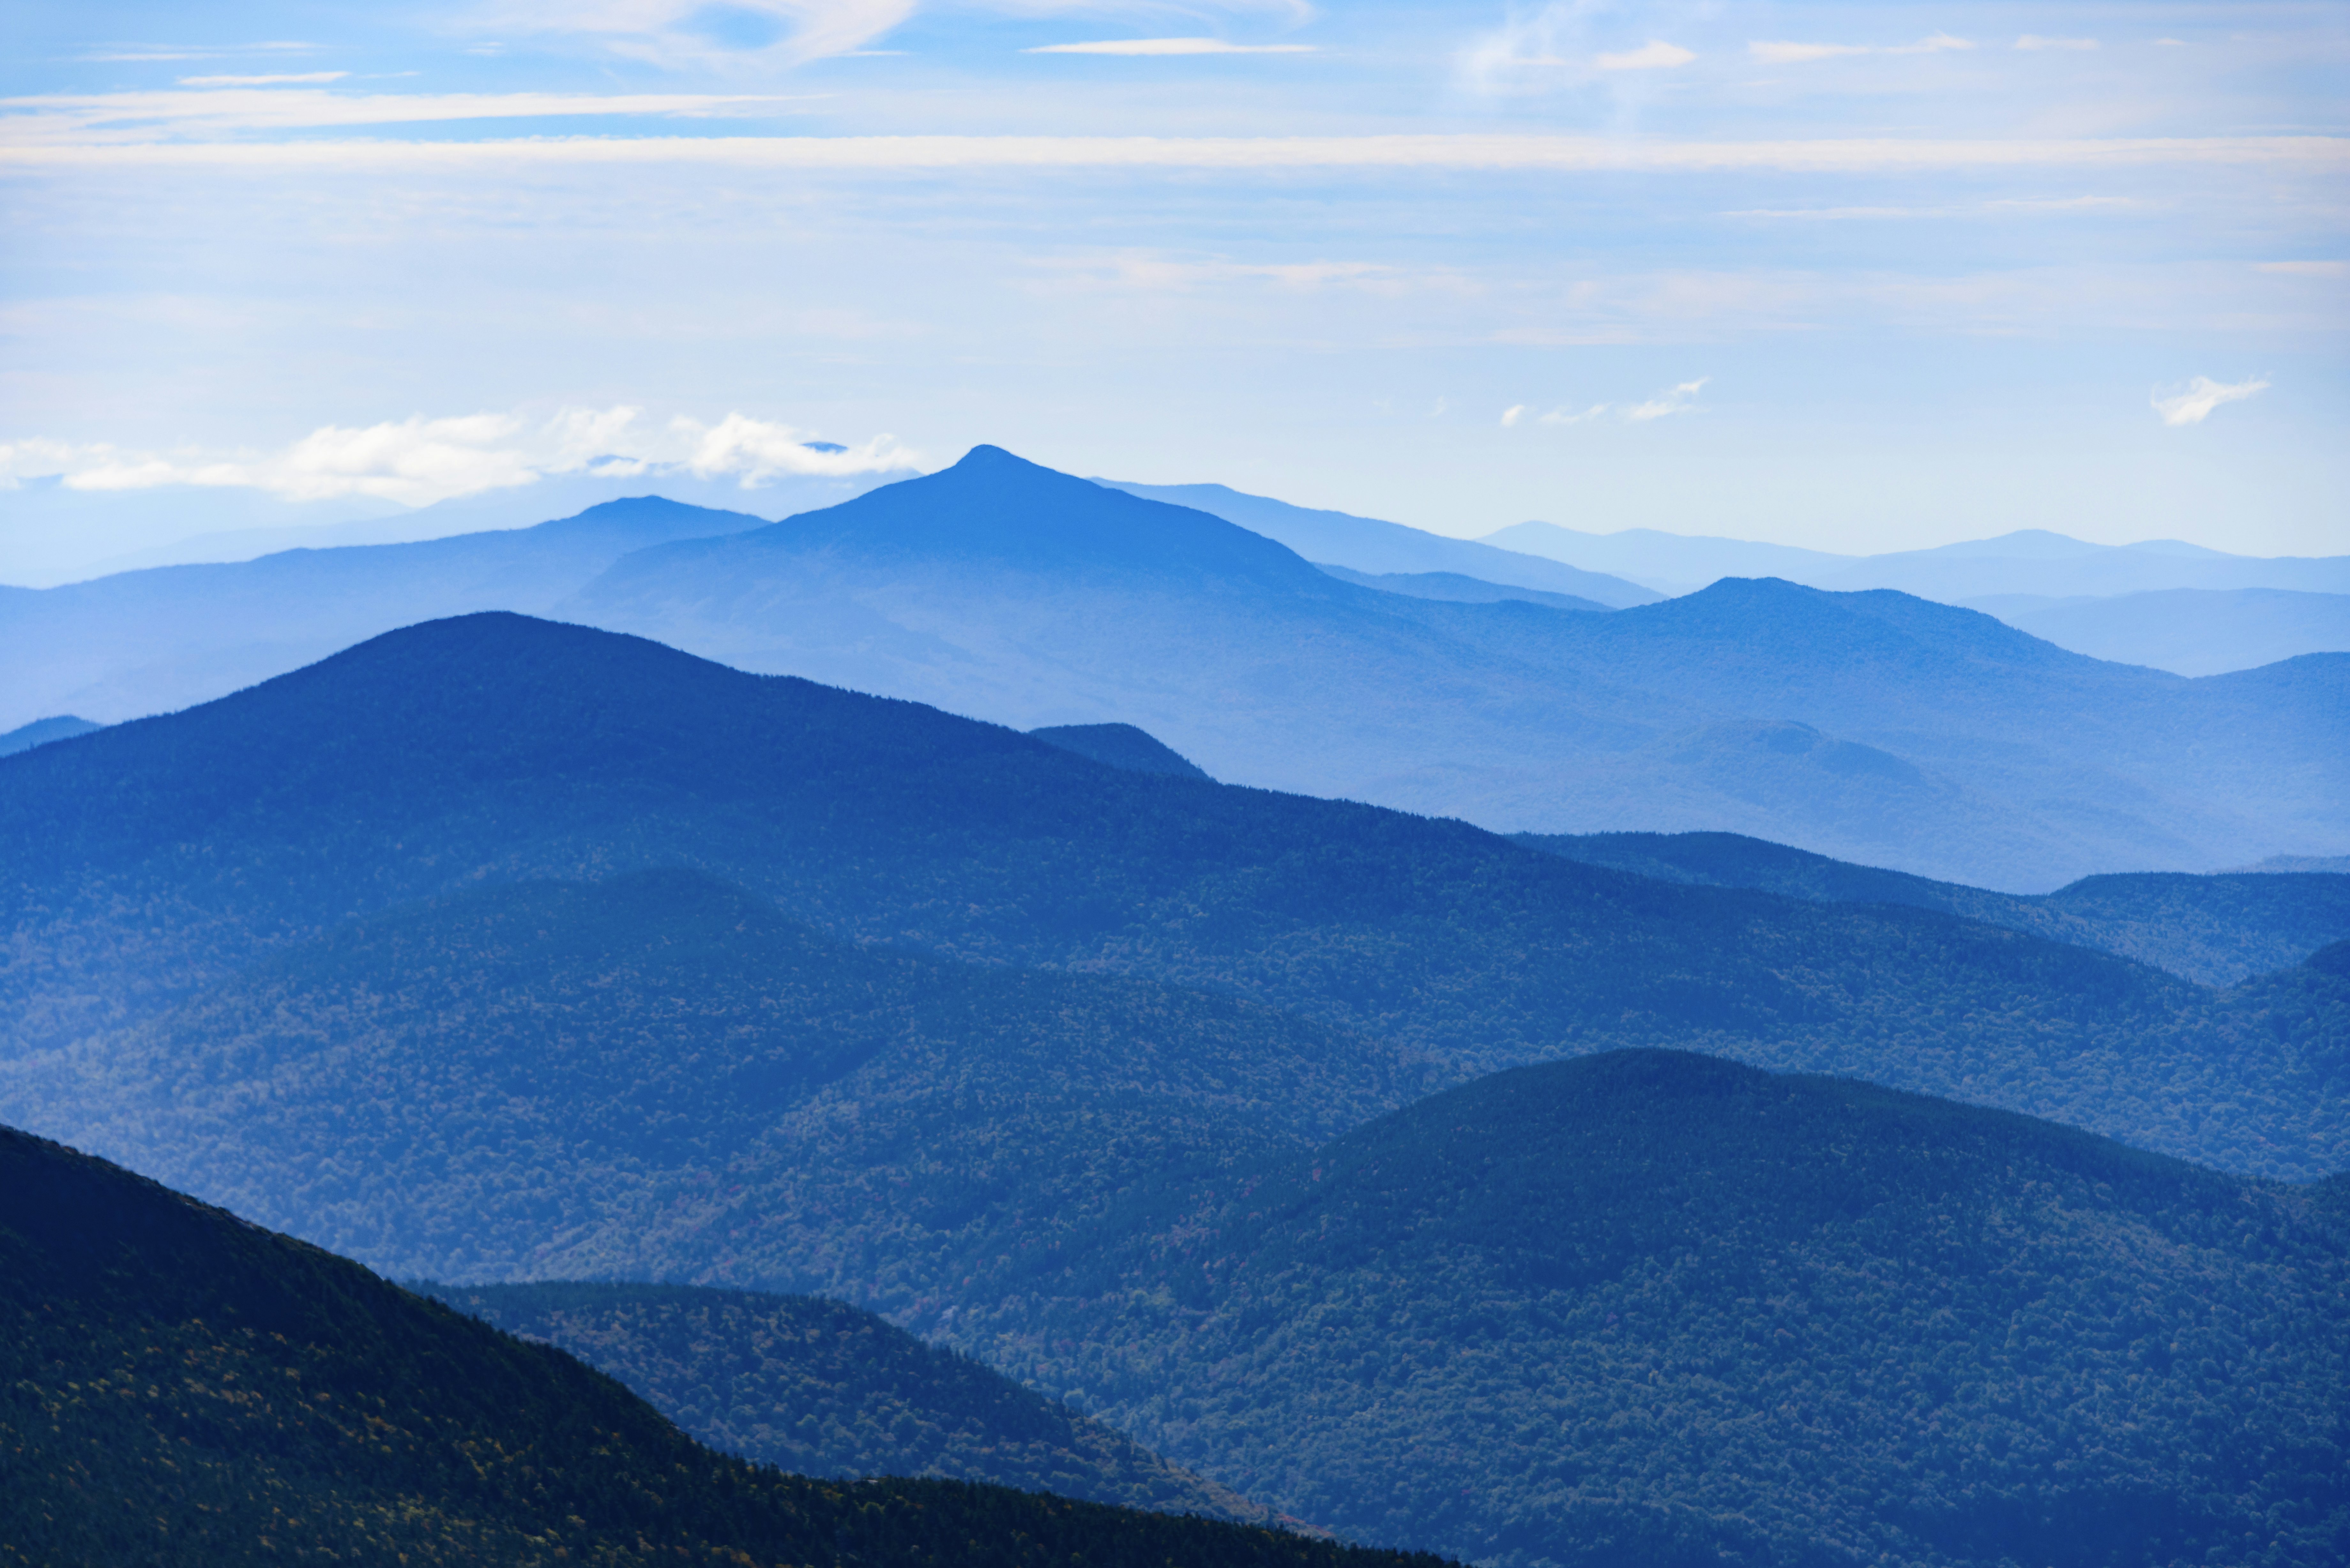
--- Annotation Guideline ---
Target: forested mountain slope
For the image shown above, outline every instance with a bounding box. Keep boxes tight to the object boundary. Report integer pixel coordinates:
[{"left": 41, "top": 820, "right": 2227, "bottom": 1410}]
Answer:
[
  {"left": 944, "top": 1051, "right": 2350, "bottom": 1568},
  {"left": 1516, "top": 830, "right": 2350, "bottom": 985},
  {"left": 568, "top": 448, "right": 2347, "bottom": 885},
  {"left": 425, "top": 1282, "right": 1269, "bottom": 1522},
  {"left": 9, "top": 870, "right": 1420, "bottom": 1295},
  {"left": 0, "top": 1123, "right": 1444, "bottom": 1568},
  {"left": 1, "top": 613, "right": 2342, "bottom": 1178}
]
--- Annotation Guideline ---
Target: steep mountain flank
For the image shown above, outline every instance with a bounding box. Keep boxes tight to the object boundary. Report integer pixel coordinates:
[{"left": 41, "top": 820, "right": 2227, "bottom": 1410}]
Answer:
[
  {"left": 425, "top": 1282, "right": 1268, "bottom": 1521},
  {"left": 0, "top": 1123, "right": 1443, "bottom": 1568}
]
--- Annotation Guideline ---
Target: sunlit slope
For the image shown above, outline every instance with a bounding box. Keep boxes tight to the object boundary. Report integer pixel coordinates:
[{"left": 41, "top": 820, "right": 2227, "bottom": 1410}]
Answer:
[
  {"left": 0, "top": 1124, "right": 1444, "bottom": 1568},
  {"left": 425, "top": 1282, "right": 1270, "bottom": 1523},
  {"left": 1, "top": 613, "right": 2343, "bottom": 1177},
  {"left": 951, "top": 1050, "right": 2350, "bottom": 1568}
]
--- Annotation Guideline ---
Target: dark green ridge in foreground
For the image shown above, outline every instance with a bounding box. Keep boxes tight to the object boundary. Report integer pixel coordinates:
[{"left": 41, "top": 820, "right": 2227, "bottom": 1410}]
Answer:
[
  {"left": 2, "top": 613, "right": 2346, "bottom": 1178},
  {"left": 13, "top": 869, "right": 1420, "bottom": 1297},
  {"left": 949, "top": 1049, "right": 2350, "bottom": 1568},
  {"left": 1514, "top": 828, "right": 2350, "bottom": 986},
  {"left": 0, "top": 1124, "right": 1447, "bottom": 1568},
  {"left": 423, "top": 1282, "right": 1269, "bottom": 1524}
]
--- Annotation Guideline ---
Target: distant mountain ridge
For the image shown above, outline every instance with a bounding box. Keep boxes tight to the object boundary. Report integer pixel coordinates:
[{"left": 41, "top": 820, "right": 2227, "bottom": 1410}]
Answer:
[
  {"left": 1486, "top": 519, "right": 2350, "bottom": 601},
  {"left": 1095, "top": 478, "right": 1659, "bottom": 607},
  {"left": 0, "top": 493, "right": 772, "bottom": 728},
  {"left": 1515, "top": 830, "right": 2350, "bottom": 986},
  {"left": 3, "top": 448, "right": 2340, "bottom": 884}
]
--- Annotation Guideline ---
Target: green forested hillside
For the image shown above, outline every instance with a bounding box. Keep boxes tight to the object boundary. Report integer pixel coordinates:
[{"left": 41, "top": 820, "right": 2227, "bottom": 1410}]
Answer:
[
  {"left": 0, "top": 1123, "right": 1446, "bottom": 1568},
  {"left": 10, "top": 869, "right": 1419, "bottom": 1299},
  {"left": 941, "top": 1051, "right": 2350, "bottom": 1568},
  {"left": 1, "top": 613, "right": 2344, "bottom": 1178},
  {"left": 1512, "top": 829, "right": 2350, "bottom": 985},
  {"left": 426, "top": 1282, "right": 1268, "bottom": 1522}
]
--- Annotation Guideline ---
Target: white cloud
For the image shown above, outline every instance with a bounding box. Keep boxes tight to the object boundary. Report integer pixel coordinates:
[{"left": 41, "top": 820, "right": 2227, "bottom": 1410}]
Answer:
[
  {"left": 1025, "top": 38, "right": 1311, "bottom": 55},
  {"left": 178, "top": 72, "right": 348, "bottom": 86},
  {"left": 0, "top": 407, "right": 919, "bottom": 504},
  {"left": 1748, "top": 33, "right": 1971, "bottom": 64},
  {"left": 1625, "top": 377, "right": 1707, "bottom": 420},
  {"left": 2150, "top": 376, "right": 2267, "bottom": 427},
  {"left": 675, "top": 413, "right": 919, "bottom": 484},
  {"left": 2015, "top": 35, "right": 2098, "bottom": 51},
  {"left": 1539, "top": 403, "right": 1609, "bottom": 424},
  {"left": 1500, "top": 405, "right": 1525, "bottom": 426},
  {"left": 1595, "top": 41, "right": 1693, "bottom": 71}
]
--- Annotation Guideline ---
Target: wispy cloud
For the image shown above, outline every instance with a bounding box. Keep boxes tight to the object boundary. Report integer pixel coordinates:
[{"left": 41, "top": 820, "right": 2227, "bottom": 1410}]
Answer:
[
  {"left": 1025, "top": 38, "right": 1312, "bottom": 56},
  {"left": 178, "top": 71, "right": 349, "bottom": 86},
  {"left": 1625, "top": 377, "right": 1708, "bottom": 421},
  {"left": 477, "top": 0, "right": 920, "bottom": 68},
  {"left": 2150, "top": 376, "right": 2267, "bottom": 427},
  {"left": 1539, "top": 404, "right": 1609, "bottom": 424},
  {"left": 0, "top": 88, "right": 800, "bottom": 144},
  {"left": 2015, "top": 35, "right": 2098, "bottom": 51},
  {"left": 0, "top": 407, "right": 919, "bottom": 504},
  {"left": 1595, "top": 41, "right": 1693, "bottom": 71},
  {"left": 7, "top": 129, "right": 2339, "bottom": 173},
  {"left": 1500, "top": 405, "right": 1526, "bottom": 426},
  {"left": 1747, "top": 34, "right": 1971, "bottom": 64}
]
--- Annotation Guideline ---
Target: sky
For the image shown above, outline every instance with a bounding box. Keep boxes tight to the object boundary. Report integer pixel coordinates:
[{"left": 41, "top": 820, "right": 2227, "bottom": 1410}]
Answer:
[{"left": 2, "top": 0, "right": 2346, "bottom": 581}]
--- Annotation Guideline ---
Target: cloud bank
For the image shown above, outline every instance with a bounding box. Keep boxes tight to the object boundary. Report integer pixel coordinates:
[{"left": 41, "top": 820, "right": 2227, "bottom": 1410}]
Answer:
[{"left": 0, "top": 408, "right": 920, "bottom": 506}]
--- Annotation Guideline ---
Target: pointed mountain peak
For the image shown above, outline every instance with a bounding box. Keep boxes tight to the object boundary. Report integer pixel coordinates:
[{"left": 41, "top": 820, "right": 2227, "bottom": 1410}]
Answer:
[{"left": 748, "top": 445, "right": 1324, "bottom": 586}]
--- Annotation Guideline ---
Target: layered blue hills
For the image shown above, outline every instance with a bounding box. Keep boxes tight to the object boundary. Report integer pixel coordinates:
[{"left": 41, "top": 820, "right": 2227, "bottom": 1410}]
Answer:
[{"left": 2, "top": 445, "right": 2340, "bottom": 887}]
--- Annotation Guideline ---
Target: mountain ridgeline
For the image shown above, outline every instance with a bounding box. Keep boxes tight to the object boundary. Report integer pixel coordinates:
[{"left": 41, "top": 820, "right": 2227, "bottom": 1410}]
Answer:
[
  {"left": 0, "top": 1123, "right": 1444, "bottom": 1568},
  {"left": 4, "top": 445, "right": 2340, "bottom": 885},
  {"left": 1514, "top": 829, "right": 2350, "bottom": 986},
  {"left": 2, "top": 612, "right": 2344, "bottom": 1181}
]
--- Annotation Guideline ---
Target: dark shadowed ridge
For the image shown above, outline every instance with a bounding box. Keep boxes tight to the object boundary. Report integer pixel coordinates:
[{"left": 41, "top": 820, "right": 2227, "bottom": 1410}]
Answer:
[
  {"left": 422, "top": 1282, "right": 1272, "bottom": 1523},
  {"left": 1031, "top": 721, "right": 1213, "bottom": 780},
  {"left": 0, "top": 1123, "right": 1446, "bottom": 1566}
]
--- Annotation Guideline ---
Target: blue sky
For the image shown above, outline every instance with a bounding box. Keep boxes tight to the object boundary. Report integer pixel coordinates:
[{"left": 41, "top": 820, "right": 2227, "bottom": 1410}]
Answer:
[{"left": 2, "top": 1, "right": 2345, "bottom": 576}]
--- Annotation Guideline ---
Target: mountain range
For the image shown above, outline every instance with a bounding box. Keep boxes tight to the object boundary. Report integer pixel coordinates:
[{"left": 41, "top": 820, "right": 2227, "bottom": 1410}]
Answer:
[
  {"left": 3, "top": 448, "right": 2340, "bottom": 886},
  {"left": 1482, "top": 520, "right": 2350, "bottom": 601},
  {"left": 4, "top": 609, "right": 2344, "bottom": 1567}
]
